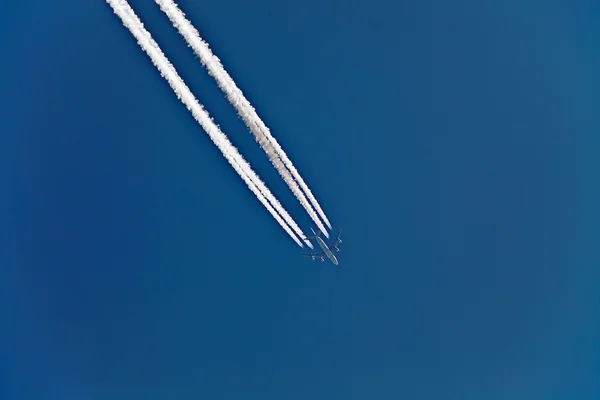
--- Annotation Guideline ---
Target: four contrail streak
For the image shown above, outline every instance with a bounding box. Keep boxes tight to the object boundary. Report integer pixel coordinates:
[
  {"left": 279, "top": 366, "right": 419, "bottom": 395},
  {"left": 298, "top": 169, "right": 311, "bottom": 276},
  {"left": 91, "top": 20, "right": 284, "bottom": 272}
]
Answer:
[
  {"left": 106, "top": 0, "right": 313, "bottom": 249},
  {"left": 154, "top": 0, "right": 332, "bottom": 238}
]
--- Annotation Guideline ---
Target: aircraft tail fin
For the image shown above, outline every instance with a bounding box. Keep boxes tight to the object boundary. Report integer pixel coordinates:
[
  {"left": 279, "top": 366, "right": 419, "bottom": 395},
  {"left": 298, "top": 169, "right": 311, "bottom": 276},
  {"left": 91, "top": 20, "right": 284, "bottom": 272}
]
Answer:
[{"left": 310, "top": 227, "right": 320, "bottom": 237}]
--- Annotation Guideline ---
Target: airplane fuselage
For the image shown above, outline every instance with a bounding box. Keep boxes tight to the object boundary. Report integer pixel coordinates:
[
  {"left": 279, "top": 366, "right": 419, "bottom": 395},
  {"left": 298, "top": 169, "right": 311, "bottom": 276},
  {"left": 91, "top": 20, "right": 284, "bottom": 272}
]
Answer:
[{"left": 315, "top": 235, "right": 339, "bottom": 265}]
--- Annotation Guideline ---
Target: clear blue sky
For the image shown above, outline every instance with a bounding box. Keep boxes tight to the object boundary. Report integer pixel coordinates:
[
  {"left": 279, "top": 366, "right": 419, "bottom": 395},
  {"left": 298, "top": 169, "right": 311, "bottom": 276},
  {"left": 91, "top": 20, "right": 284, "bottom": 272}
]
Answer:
[{"left": 1, "top": 0, "right": 599, "bottom": 399}]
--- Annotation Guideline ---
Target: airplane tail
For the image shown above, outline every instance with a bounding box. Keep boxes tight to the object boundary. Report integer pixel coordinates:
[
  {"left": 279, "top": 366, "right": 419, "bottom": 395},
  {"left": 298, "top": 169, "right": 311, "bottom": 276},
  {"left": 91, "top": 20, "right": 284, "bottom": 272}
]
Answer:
[{"left": 310, "top": 227, "right": 320, "bottom": 237}]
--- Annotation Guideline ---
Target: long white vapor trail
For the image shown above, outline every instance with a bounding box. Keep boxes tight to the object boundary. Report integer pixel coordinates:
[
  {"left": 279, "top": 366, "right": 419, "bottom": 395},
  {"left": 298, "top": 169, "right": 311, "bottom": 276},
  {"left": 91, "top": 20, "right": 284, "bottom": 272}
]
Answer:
[
  {"left": 155, "top": 0, "right": 332, "bottom": 238},
  {"left": 106, "top": 0, "right": 313, "bottom": 249}
]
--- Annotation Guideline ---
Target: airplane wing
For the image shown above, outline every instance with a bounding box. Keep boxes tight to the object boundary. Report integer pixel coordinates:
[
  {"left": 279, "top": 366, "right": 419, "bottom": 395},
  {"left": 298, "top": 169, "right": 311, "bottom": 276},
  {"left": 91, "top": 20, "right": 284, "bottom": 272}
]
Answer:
[
  {"left": 302, "top": 252, "right": 325, "bottom": 261},
  {"left": 330, "top": 228, "right": 343, "bottom": 248}
]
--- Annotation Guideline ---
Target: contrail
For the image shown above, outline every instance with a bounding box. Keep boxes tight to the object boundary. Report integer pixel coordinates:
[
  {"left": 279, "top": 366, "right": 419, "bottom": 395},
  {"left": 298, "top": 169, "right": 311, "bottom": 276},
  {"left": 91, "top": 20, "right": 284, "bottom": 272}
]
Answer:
[
  {"left": 106, "top": 0, "right": 313, "bottom": 249},
  {"left": 154, "top": 0, "right": 332, "bottom": 237}
]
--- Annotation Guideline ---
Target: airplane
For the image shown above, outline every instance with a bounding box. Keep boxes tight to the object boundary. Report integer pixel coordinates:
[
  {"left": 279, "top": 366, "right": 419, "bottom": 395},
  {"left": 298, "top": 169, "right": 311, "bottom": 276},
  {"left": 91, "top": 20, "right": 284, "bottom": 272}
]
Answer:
[{"left": 302, "top": 228, "right": 342, "bottom": 265}]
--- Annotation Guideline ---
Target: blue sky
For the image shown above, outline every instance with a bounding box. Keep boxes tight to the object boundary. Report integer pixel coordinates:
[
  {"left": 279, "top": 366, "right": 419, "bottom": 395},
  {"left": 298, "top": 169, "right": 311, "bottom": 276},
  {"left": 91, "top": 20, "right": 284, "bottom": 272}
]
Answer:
[{"left": 1, "top": 0, "right": 599, "bottom": 399}]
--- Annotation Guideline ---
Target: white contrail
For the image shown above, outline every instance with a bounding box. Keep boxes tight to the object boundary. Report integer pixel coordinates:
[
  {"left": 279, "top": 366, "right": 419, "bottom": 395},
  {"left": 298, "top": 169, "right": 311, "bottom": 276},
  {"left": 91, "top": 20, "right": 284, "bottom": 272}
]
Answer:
[
  {"left": 155, "top": 0, "right": 332, "bottom": 237},
  {"left": 106, "top": 0, "right": 313, "bottom": 249}
]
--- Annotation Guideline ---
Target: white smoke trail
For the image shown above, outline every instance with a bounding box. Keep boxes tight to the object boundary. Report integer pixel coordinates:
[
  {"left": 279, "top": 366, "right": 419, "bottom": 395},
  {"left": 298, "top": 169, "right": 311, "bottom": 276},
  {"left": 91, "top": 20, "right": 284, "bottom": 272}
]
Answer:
[
  {"left": 155, "top": 0, "right": 332, "bottom": 237},
  {"left": 106, "top": 0, "right": 313, "bottom": 249}
]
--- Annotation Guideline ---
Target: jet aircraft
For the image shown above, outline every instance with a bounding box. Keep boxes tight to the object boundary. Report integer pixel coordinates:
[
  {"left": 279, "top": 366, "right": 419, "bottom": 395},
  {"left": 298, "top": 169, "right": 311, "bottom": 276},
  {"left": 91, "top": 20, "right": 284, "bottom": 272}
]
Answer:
[{"left": 303, "top": 228, "right": 342, "bottom": 265}]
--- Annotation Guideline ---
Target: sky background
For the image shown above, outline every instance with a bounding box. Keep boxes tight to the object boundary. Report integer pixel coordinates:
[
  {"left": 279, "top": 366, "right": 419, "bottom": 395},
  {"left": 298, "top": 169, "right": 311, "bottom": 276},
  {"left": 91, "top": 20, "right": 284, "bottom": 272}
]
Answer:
[{"left": 1, "top": 0, "right": 599, "bottom": 399}]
